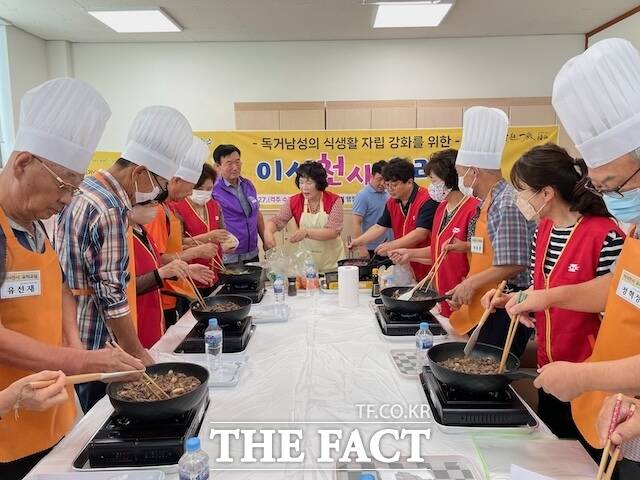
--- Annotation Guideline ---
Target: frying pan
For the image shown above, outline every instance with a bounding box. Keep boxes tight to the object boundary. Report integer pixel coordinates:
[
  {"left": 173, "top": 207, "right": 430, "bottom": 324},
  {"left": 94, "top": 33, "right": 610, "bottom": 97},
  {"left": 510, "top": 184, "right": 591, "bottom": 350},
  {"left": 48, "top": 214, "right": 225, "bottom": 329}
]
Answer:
[
  {"left": 426, "top": 342, "right": 538, "bottom": 393},
  {"left": 380, "top": 286, "right": 451, "bottom": 314},
  {"left": 337, "top": 255, "right": 391, "bottom": 279},
  {"left": 106, "top": 362, "right": 209, "bottom": 420},
  {"left": 218, "top": 265, "right": 263, "bottom": 285},
  {"left": 190, "top": 294, "right": 252, "bottom": 326}
]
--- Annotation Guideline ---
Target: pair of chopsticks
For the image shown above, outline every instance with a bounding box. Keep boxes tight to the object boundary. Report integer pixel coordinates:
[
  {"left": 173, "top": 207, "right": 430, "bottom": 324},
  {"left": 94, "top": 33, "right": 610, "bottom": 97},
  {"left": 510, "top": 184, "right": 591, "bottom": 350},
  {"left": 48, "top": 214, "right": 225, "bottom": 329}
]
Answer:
[
  {"left": 28, "top": 370, "right": 146, "bottom": 389},
  {"left": 597, "top": 394, "right": 637, "bottom": 480},
  {"left": 422, "top": 236, "right": 455, "bottom": 293},
  {"left": 107, "top": 341, "right": 170, "bottom": 400},
  {"left": 464, "top": 280, "right": 507, "bottom": 357},
  {"left": 398, "top": 236, "right": 454, "bottom": 301},
  {"left": 186, "top": 232, "right": 228, "bottom": 274},
  {"left": 498, "top": 290, "right": 527, "bottom": 373}
]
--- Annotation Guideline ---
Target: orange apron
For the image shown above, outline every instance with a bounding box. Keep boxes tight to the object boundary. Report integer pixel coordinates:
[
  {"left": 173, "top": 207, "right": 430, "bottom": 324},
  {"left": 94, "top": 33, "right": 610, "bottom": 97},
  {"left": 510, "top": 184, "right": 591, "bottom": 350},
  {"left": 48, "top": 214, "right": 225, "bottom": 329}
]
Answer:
[
  {"left": 571, "top": 234, "right": 640, "bottom": 447},
  {"left": 71, "top": 172, "right": 137, "bottom": 332},
  {"left": 449, "top": 190, "right": 495, "bottom": 335},
  {"left": 0, "top": 207, "right": 76, "bottom": 462},
  {"left": 145, "top": 205, "right": 197, "bottom": 310}
]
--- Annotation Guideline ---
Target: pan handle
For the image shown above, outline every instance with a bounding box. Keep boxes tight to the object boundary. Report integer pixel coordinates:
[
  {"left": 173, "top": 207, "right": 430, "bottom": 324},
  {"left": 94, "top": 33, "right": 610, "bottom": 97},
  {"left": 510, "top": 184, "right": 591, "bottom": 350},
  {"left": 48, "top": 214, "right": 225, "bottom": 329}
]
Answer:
[{"left": 501, "top": 368, "right": 538, "bottom": 381}]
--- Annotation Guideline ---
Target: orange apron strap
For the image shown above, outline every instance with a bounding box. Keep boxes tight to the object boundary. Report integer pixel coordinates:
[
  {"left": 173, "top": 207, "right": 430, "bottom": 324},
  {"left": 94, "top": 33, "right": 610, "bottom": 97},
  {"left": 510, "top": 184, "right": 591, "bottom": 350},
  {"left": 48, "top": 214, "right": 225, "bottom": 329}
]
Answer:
[{"left": 126, "top": 227, "right": 138, "bottom": 333}]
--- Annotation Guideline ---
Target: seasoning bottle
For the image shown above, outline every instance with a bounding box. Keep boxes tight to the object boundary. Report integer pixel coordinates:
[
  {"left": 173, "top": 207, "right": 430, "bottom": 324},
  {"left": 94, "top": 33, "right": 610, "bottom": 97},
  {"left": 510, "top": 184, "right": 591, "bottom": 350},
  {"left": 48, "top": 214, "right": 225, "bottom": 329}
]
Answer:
[
  {"left": 371, "top": 268, "right": 380, "bottom": 298},
  {"left": 287, "top": 277, "right": 298, "bottom": 297}
]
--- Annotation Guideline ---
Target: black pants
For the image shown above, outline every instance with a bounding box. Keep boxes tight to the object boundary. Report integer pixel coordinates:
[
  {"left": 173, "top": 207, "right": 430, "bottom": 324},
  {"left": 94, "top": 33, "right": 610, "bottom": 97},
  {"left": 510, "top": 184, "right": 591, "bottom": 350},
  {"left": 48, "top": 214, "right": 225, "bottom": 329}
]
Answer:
[
  {"left": 75, "top": 380, "right": 106, "bottom": 414},
  {"left": 537, "top": 389, "right": 602, "bottom": 463},
  {"left": 226, "top": 255, "right": 259, "bottom": 266},
  {"left": 0, "top": 446, "right": 53, "bottom": 479},
  {"left": 473, "top": 307, "right": 533, "bottom": 358}
]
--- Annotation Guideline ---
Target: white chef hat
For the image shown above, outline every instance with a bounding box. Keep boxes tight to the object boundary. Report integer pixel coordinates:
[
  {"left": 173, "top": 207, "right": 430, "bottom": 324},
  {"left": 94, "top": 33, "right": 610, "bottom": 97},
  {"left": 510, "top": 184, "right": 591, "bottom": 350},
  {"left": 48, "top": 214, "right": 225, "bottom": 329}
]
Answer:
[
  {"left": 13, "top": 77, "right": 111, "bottom": 174},
  {"left": 552, "top": 38, "right": 640, "bottom": 168},
  {"left": 174, "top": 137, "right": 209, "bottom": 184},
  {"left": 455, "top": 106, "right": 509, "bottom": 170},
  {"left": 121, "top": 106, "right": 192, "bottom": 180}
]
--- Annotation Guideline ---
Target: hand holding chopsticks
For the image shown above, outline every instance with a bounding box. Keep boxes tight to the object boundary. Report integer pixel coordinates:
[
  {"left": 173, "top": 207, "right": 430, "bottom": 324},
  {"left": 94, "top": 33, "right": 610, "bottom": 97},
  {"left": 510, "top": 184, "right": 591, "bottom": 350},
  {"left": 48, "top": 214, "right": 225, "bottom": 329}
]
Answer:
[
  {"left": 498, "top": 290, "right": 527, "bottom": 373},
  {"left": 107, "top": 341, "right": 169, "bottom": 400},
  {"left": 186, "top": 232, "right": 228, "bottom": 273},
  {"left": 597, "top": 394, "right": 638, "bottom": 480},
  {"left": 397, "top": 236, "right": 454, "bottom": 301}
]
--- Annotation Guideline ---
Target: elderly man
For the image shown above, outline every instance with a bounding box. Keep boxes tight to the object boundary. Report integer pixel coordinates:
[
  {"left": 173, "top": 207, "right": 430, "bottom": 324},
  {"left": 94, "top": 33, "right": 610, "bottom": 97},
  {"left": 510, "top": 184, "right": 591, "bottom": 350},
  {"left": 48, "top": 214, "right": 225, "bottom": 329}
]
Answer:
[
  {"left": 55, "top": 105, "right": 193, "bottom": 413},
  {"left": 0, "top": 78, "right": 143, "bottom": 479}
]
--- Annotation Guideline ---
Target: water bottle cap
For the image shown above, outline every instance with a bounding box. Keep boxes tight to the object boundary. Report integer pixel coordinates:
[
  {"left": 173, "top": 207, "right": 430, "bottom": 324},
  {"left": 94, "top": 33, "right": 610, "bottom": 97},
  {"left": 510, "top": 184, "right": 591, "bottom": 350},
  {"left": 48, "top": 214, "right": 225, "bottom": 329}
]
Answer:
[
  {"left": 419, "top": 322, "right": 428, "bottom": 330},
  {"left": 208, "top": 318, "right": 218, "bottom": 327},
  {"left": 359, "top": 474, "right": 376, "bottom": 480},
  {"left": 185, "top": 437, "right": 200, "bottom": 452}
]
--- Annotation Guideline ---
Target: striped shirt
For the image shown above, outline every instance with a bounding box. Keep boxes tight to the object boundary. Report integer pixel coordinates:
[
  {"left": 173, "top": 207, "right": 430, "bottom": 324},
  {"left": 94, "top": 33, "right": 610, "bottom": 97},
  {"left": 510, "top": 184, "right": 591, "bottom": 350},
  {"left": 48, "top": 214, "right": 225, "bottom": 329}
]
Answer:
[
  {"left": 54, "top": 170, "right": 132, "bottom": 351},
  {"left": 468, "top": 180, "right": 536, "bottom": 288},
  {"left": 530, "top": 226, "right": 624, "bottom": 281}
]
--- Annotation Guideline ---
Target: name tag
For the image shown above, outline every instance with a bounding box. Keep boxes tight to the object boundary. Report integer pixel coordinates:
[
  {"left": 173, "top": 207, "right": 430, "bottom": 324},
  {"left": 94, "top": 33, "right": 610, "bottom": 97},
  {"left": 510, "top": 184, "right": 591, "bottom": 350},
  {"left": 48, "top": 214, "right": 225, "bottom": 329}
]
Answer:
[
  {"left": 0, "top": 270, "right": 41, "bottom": 299},
  {"left": 616, "top": 269, "right": 640, "bottom": 309},
  {"left": 470, "top": 236, "right": 484, "bottom": 254}
]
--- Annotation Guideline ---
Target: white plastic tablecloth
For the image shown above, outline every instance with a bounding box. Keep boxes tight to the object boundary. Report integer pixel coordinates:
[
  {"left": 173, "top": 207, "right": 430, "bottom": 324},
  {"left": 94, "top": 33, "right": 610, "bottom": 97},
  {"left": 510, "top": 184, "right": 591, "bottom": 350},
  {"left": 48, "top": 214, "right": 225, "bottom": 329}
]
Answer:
[{"left": 28, "top": 292, "right": 597, "bottom": 479}]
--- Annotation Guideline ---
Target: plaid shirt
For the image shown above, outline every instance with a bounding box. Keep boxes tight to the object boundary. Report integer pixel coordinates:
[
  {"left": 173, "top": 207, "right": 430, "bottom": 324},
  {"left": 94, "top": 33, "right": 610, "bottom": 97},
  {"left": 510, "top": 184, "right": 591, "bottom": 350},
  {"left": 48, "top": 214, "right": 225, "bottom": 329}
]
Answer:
[
  {"left": 54, "top": 170, "right": 132, "bottom": 350},
  {"left": 469, "top": 180, "right": 535, "bottom": 288}
]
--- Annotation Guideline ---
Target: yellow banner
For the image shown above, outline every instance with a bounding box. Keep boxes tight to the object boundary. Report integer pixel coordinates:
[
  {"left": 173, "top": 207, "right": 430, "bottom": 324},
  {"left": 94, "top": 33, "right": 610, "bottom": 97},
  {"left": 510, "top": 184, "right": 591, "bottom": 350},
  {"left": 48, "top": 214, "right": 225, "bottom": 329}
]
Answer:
[{"left": 89, "top": 126, "right": 557, "bottom": 208}]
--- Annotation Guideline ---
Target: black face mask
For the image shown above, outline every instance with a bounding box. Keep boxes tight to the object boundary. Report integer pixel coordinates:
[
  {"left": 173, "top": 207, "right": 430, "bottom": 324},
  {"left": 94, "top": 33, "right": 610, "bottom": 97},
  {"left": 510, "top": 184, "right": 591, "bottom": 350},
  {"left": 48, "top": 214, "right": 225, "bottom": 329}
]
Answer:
[{"left": 155, "top": 187, "right": 169, "bottom": 203}]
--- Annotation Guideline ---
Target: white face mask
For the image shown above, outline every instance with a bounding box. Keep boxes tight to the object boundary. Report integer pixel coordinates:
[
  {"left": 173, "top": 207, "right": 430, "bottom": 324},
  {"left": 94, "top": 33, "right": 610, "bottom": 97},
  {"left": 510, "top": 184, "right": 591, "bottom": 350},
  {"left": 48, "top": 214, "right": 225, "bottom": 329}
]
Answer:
[
  {"left": 515, "top": 190, "right": 546, "bottom": 222},
  {"left": 135, "top": 171, "right": 162, "bottom": 205},
  {"left": 427, "top": 181, "right": 451, "bottom": 203},
  {"left": 190, "top": 189, "right": 212, "bottom": 206},
  {"left": 458, "top": 168, "right": 475, "bottom": 197},
  {"left": 128, "top": 204, "right": 157, "bottom": 225}
]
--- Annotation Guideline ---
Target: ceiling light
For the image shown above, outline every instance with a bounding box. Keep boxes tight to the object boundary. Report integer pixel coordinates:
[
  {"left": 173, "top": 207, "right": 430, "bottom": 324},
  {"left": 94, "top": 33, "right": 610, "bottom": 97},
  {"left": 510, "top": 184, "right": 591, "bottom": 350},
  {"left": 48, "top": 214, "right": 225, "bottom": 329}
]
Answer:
[
  {"left": 88, "top": 9, "right": 182, "bottom": 33},
  {"left": 372, "top": 1, "right": 454, "bottom": 28}
]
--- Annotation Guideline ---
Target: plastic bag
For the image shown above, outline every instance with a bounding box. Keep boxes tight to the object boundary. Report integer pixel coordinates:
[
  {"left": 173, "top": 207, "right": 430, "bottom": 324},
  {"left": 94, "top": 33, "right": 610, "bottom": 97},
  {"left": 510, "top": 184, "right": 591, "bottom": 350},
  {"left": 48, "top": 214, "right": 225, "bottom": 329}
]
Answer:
[{"left": 378, "top": 264, "right": 416, "bottom": 290}]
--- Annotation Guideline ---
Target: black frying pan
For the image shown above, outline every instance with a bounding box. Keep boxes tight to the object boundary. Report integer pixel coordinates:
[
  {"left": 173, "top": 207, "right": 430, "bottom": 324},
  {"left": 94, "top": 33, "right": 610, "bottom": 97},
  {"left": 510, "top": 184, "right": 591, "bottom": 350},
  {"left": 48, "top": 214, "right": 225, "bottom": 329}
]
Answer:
[
  {"left": 218, "top": 265, "right": 263, "bottom": 285},
  {"left": 337, "top": 258, "right": 373, "bottom": 280},
  {"left": 427, "top": 342, "right": 537, "bottom": 393},
  {"left": 107, "top": 362, "right": 209, "bottom": 420},
  {"left": 380, "top": 286, "right": 451, "bottom": 314},
  {"left": 190, "top": 294, "right": 251, "bottom": 326}
]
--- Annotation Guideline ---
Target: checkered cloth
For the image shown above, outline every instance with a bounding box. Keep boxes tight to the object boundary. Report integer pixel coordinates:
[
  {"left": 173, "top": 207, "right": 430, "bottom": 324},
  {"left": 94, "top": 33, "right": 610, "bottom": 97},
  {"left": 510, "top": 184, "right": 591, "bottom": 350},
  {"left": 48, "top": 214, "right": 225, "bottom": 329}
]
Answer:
[{"left": 336, "top": 457, "right": 477, "bottom": 480}]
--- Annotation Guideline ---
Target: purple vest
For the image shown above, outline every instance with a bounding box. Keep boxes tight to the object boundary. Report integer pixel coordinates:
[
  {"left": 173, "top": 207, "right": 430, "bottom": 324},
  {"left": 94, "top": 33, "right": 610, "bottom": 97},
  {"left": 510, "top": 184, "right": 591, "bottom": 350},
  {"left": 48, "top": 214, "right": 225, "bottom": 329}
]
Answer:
[{"left": 213, "top": 177, "right": 259, "bottom": 255}]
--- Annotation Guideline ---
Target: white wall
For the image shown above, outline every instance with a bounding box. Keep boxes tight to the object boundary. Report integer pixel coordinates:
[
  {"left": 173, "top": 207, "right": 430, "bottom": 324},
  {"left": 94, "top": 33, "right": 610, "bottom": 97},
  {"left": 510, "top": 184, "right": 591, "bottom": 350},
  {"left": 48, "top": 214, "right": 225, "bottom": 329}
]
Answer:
[
  {"left": 66, "top": 35, "right": 583, "bottom": 151},
  {"left": 588, "top": 11, "right": 640, "bottom": 49}
]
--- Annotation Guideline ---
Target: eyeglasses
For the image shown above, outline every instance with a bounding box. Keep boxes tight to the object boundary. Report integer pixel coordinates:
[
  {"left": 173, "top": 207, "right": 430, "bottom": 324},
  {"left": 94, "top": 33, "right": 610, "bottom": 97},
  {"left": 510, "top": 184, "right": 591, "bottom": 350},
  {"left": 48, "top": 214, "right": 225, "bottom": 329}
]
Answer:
[
  {"left": 584, "top": 166, "right": 640, "bottom": 198},
  {"left": 384, "top": 181, "right": 402, "bottom": 190},
  {"left": 35, "top": 156, "right": 82, "bottom": 197}
]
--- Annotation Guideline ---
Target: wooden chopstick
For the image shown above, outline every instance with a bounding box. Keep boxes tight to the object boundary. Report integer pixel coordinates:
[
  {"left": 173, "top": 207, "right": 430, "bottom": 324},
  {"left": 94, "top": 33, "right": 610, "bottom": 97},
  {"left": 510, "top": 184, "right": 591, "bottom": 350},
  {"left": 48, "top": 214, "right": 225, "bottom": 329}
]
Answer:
[
  {"left": 28, "top": 370, "right": 146, "bottom": 389},
  {"left": 498, "top": 290, "right": 526, "bottom": 373},
  {"left": 603, "top": 403, "right": 636, "bottom": 480},
  {"left": 185, "top": 232, "right": 228, "bottom": 274},
  {"left": 108, "top": 341, "right": 169, "bottom": 400},
  {"left": 186, "top": 273, "right": 208, "bottom": 308},
  {"left": 422, "top": 238, "right": 453, "bottom": 293}
]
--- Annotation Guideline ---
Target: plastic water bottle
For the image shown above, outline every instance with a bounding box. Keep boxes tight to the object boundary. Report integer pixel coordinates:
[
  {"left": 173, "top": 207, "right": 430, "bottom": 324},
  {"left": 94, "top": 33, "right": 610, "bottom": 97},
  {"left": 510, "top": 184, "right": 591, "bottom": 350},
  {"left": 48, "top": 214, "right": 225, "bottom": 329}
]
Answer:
[
  {"left": 303, "top": 257, "right": 319, "bottom": 296},
  {"left": 415, "top": 322, "right": 433, "bottom": 371},
  {"left": 204, "top": 318, "right": 223, "bottom": 375},
  {"left": 179, "top": 437, "right": 210, "bottom": 480},
  {"left": 273, "top": 274, "right": 285, "bottom": 303}
]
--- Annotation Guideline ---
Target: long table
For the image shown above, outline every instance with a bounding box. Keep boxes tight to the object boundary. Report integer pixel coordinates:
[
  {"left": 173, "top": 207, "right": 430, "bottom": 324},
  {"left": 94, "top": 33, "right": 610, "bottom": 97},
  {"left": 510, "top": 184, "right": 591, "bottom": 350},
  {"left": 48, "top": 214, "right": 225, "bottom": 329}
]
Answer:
[{"left": 28, "top": 291, "right": 598, "bottom": 479}]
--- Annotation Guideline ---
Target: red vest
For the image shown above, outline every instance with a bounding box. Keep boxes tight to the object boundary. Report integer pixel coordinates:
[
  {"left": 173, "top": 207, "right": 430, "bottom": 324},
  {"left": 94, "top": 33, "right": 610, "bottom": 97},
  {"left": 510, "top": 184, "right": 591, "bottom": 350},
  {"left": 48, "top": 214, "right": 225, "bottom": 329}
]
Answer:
[
  {"left": 386, "top": 185, "right": 432, "bottom": 280},
  {"left": 533, "top": 216, "right": 624, "bottom": 367},
  {"left": 431, "top": 196, "right": 480, "bottom": 317},
  {"left": 132, "top": 228, "right": 164, "bottom": 348},
  {"left": 170, "top": 198, "right": 223, "bottom": 287},
  {"left": 290, "top": 190, "right": 341, "bottom": 227}
]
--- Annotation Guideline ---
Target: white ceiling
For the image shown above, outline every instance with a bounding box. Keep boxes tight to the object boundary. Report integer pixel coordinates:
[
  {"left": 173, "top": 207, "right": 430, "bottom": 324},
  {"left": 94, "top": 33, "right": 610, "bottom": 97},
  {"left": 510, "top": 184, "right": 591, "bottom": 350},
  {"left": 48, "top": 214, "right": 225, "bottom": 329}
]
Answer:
[{"left": 0, "top": 0, "right": 637, "bottom": 43}]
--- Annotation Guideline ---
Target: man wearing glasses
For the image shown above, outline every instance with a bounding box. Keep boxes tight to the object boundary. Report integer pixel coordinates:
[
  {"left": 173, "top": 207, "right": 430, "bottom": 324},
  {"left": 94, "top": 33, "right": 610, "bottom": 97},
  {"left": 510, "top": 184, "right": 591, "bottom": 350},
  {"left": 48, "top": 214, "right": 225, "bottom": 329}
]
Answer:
[
  {"left": 504, "top": 38, "right": 640, "bottom": 478},
  {"left": 348, "top": 157, "right": 439, "bottom": 280},
  {"left": 55, "top": 105, "right": 193, "bottom": 413},
  {"left": 0, "top": 78, "right": 144, "bottom": 479}
]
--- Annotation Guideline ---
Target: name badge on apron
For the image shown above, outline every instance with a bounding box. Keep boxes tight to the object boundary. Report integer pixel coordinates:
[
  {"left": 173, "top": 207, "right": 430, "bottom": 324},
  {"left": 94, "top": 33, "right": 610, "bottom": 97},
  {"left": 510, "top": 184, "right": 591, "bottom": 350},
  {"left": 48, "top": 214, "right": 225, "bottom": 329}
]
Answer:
[
  {"left": 470, "top": 236, "right": 484, "bottom": 255},
  {"left": 616, "top": 269, "right": 640, "bottom": 309},
  {"left": 0, "top": 270, "right": 41, "bottom": 299}
]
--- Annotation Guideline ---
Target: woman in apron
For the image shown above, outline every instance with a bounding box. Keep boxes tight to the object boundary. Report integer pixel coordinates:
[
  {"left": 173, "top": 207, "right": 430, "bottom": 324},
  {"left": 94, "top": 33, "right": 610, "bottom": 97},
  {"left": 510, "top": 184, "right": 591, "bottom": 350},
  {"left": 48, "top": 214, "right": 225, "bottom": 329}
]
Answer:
[
  {"left": 482, "top": 143, "right": 624, "bottom": 453},
  {"left": 264, "top": 161, "right": 345, "bottom": 273},
  {"left": 390, "top": 149, "right": 479, "bottom": 317},
  {"left": 171, "top": 164, "right": 230, "bottom": 296}
]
